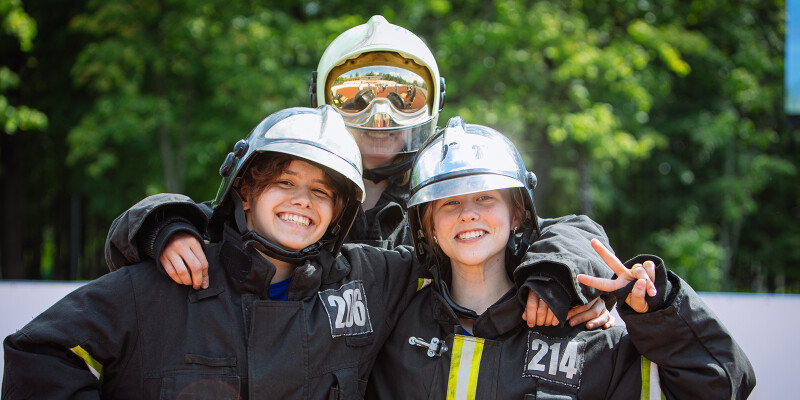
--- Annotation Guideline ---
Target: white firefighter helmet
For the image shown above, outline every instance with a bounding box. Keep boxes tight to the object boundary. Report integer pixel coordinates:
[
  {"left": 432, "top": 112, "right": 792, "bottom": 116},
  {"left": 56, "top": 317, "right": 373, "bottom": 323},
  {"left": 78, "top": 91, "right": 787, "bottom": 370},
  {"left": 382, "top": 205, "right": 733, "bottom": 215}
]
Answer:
[{"left": 312, "top": 15, "right": 444, "bottom": 160}]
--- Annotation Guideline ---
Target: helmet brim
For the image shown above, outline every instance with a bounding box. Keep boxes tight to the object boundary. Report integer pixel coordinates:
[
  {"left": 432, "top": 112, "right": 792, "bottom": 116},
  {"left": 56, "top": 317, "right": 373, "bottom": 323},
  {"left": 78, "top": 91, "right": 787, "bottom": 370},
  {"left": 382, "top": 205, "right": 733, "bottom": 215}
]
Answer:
[
  {"left": 259, "top": 141, "right": 366, "bottom": 203},
  {"left": 407, "top": 174, "right": 523, "bottom": 208}
]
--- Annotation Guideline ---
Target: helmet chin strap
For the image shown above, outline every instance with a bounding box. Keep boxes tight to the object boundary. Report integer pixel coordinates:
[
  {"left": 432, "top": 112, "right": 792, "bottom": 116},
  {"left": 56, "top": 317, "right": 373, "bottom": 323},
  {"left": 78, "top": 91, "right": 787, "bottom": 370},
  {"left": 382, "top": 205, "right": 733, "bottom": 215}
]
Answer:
[
  {"left": 241, "top": 230, "right": 325, "bottom": 264},
  {"left": 362, "top": 156, "right": 413, "bottom": 183}
]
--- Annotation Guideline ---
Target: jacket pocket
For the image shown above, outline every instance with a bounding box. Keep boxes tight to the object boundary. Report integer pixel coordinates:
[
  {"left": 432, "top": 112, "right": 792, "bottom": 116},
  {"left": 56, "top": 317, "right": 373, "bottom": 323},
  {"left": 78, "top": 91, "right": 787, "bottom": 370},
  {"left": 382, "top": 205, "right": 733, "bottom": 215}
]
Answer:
[
  {"left": 524, "top": 388, "right": 577, "bottom": 400},
  {"left": 345, "top": 331, "right": 375, "bottom": 347},
  {"left": 155, "top": 355, "right": 241, "bottom": 400},
  {"left": 184, "top": 353, "right": 237, "bottom": 367},
  {"left": 160, "top": 373, "right": 241, "bottom": 400},
  {"left": 325, "top": 366, "right": 366, "bottom": 400}
]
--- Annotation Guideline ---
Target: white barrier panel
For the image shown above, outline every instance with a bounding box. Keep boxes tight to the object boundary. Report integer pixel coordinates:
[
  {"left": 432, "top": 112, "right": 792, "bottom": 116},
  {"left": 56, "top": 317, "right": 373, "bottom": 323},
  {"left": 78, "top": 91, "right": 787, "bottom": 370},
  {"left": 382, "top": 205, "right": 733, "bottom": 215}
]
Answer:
[{"left": 0, "top": 280, "right": 796, "bottom": 398}]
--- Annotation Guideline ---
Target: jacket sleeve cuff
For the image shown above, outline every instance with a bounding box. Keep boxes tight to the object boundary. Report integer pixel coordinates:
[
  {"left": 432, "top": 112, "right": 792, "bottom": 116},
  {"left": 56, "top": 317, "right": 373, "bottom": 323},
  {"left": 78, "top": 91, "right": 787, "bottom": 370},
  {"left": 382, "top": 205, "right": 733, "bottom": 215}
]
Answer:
[
  {"left": 518, "top": 274, "right": 573, "bottom": 326},
  {"left": 149, "top": 219, "right": 204, "bottom": 273},
  {"left": 136, "top": 203, "right": 208, "bottom": 260},
  {"left": 613, "top": 255, "right": 675, "bottom": 314}
]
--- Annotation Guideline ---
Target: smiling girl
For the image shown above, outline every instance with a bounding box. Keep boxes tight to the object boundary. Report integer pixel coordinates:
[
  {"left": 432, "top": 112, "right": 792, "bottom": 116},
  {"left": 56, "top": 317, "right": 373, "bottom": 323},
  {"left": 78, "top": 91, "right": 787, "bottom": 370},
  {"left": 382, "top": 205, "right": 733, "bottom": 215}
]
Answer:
[{"left": 366, "top": 117, "right": 755, "bottom": 399}]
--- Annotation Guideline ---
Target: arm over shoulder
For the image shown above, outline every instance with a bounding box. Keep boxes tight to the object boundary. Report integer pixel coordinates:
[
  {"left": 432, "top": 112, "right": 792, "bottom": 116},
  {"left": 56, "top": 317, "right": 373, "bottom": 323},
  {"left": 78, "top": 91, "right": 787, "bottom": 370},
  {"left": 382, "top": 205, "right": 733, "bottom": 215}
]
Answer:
[
  {"left": 513, "top": 215, "right": 615, "bottom": 321},
  {"left": 105, "top": 194, "right": 211, "bottom": 271}
]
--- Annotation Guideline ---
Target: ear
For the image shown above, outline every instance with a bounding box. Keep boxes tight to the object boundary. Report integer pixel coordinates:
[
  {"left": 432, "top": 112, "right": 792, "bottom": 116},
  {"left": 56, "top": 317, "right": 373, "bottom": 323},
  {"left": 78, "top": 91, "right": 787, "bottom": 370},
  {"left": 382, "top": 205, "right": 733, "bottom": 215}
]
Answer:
[
  {"left": 241, "top": 196, "right": 251, "bottom": 212},
  {"left": 511, "top": 207, "right": 523, "bottom": 230}
]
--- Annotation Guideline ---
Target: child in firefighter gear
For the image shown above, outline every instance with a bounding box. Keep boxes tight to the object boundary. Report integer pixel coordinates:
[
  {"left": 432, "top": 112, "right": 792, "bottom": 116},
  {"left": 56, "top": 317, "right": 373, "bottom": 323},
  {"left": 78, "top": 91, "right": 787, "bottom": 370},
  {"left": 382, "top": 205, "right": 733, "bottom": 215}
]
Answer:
[
  {"left": 3, "top": 106, "right": 417, "bottom": 399},
  {"left": 99, "top": 15, "right": 615, "bottom": 331},
  {"left": 2, "top": 107, "right": 610, "bottom": 399},
  {"left": 364, "top": 117, "right": 756, "bottom": 399}
]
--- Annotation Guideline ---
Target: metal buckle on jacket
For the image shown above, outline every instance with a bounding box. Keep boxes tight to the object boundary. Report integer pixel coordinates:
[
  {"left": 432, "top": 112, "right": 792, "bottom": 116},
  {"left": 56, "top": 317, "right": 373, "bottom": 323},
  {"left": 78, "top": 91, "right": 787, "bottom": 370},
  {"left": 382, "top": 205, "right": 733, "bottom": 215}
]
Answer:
[{"left": 408, "top": 336, "right": 448, "bottom": 357}]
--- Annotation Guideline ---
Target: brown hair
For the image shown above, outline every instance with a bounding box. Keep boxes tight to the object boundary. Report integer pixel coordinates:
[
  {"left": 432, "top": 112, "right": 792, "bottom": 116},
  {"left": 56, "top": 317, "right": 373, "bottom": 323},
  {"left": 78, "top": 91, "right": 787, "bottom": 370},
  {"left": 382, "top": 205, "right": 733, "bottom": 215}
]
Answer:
[
  {"left": 418, "top": 187, "right": 526, "bottom": 261},
  {"left": 236, "top": 152, "right": 349, "bottom": 219}
]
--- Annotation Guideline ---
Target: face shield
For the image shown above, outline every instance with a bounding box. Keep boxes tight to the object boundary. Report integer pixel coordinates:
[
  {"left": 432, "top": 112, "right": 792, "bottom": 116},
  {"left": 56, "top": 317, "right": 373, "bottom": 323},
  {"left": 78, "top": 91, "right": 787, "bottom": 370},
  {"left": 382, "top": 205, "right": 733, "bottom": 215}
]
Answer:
[{"left": 324, "top": 52, "right": 437, "bottom": 158}]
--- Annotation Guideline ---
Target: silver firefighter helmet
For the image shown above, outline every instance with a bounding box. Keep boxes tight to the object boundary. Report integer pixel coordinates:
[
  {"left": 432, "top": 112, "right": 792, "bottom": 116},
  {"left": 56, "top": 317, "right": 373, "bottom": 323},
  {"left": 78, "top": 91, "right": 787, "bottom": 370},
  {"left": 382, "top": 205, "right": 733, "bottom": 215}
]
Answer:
[
  {"left": 407, "top": 116, "right": 540, "bottom": 263},
  {"left": 213, "top": 105, "right": 364, "bottom": 259}
]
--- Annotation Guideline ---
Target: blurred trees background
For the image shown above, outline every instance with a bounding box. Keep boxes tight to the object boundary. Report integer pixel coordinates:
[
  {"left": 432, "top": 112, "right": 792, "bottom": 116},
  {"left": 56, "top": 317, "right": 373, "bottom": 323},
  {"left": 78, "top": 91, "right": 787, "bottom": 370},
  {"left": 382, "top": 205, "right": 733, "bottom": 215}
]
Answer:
[{"left": 1, "top": 0, "right": 796, "bottom": 292}]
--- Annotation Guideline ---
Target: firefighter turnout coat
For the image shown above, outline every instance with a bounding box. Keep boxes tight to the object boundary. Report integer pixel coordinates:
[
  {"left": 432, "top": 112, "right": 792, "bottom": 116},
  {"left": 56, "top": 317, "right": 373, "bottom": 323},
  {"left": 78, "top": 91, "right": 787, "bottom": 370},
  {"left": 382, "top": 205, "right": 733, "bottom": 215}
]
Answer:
[
  {"left": 3, "top": 219, "right": 422, "bottom": 399},
  {"left": 366, "top": 251, "right": 756, "bottom": 400}
]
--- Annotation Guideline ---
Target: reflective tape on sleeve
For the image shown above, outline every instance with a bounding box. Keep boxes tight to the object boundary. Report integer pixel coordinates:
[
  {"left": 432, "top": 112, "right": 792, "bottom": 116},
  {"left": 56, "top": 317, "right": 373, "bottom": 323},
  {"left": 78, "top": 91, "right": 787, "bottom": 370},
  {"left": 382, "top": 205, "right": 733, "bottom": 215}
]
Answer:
[{"left": 70, "top": 345, "right": 104, "bottom": 382}]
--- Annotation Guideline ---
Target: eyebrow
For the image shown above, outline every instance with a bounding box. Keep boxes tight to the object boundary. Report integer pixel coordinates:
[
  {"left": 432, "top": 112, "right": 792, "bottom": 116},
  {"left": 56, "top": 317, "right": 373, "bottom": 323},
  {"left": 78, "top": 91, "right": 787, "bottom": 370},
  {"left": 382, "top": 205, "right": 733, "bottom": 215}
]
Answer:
[{"left": 281, "top": 169, "right": 335, "bottom": 190}]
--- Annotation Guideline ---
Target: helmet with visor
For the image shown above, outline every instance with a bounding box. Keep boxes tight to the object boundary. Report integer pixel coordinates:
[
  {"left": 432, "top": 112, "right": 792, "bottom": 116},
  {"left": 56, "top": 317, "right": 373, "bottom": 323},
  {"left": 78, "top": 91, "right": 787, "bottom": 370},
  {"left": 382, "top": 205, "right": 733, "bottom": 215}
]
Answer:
[{"left": 312, "top": 15, "right": 444, "bottom": 163}]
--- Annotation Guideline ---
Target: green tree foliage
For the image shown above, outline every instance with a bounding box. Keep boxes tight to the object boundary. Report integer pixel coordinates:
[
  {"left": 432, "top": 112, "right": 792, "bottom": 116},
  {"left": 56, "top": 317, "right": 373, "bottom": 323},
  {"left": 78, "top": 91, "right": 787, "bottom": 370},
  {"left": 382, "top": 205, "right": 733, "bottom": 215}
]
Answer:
[
  {"left": 1, "top": 0, "right": 46, "bottom": 134},
  {"left": 1, "top": 0, "right": 48, "bottom": 280},
  {"left": 1, "top": 0, "right": 796, "bottom": 292}
]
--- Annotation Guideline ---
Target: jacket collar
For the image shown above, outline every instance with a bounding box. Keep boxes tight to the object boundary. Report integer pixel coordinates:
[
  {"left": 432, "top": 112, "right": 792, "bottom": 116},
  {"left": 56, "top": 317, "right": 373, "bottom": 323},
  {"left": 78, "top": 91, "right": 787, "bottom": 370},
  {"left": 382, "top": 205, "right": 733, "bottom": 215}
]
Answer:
[
  {"left": 217, "top": 220, "right": 345, "bottom": 300},
  {"left": 427, "top": 258, "right": 524, "bottom": 339}
]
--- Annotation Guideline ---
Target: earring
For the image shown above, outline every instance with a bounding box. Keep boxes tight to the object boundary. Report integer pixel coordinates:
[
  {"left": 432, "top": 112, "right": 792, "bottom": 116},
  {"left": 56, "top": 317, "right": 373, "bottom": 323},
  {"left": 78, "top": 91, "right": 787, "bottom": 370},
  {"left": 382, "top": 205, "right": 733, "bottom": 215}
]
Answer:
[
  {"left": 433, "top": 236, "right": 438, "bottom": 245},
  {"left": 508, "top": 227, "right": 519, "bottom": 252}
]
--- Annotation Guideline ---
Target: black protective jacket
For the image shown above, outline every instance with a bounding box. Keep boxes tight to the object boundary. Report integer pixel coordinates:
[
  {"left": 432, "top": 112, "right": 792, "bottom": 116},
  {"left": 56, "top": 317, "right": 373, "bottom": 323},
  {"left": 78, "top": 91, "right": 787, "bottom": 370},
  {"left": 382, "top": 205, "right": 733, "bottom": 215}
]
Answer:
[
  {"left": 7, "top": 213, "right": 624, "bottom": 399},
  {"left": 104, "top": 187, "right": 411, "bottom": 272},
  {"left": 347, "top": 182, "right": 410, "bottom": 250},
  {"left": 4, "top": 215, "right": 423, "bottom": 399},
  {"left": 366, "top": 239, "right": 756, "bottom": 400}
]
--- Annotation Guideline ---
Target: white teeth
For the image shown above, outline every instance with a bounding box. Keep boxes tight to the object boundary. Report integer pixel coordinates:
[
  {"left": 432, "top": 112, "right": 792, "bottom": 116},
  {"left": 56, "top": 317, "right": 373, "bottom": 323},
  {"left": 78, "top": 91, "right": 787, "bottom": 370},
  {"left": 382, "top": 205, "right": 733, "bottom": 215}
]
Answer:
[
  {"left": 457, "top": 230, "right": 485, "bottom": 240},
  {"left": 279, "top": 213, "right": 310, "bottom": 226}
]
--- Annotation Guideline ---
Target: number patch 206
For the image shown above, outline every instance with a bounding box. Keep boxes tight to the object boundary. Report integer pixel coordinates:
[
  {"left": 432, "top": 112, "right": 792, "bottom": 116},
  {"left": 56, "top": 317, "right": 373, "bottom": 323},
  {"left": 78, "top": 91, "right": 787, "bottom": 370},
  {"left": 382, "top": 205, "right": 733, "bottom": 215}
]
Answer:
[
  {"left": 319, "top": 280, "right": 373, "bottom": 337},
  {"left": 523, "top": 332, "right": 584, "bottom": 387}
]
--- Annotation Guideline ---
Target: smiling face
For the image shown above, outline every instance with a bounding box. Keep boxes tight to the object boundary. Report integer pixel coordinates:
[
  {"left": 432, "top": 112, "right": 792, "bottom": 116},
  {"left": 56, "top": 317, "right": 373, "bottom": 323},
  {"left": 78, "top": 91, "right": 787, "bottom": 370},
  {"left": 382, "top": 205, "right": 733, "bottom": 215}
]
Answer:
[
  {"left": 428, "top": 189, "right": 522, "bottom": 269},
  {"left": 240, "top": 158, "right": 339, "bottom": 252}
]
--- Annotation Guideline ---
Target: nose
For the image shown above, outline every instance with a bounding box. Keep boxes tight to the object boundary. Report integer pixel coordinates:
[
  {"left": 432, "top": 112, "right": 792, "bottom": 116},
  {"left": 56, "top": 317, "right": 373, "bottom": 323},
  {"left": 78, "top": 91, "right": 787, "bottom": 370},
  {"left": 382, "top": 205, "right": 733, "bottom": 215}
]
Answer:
[
  {"left": 291, "top": 187, "right": 312, "bottom": 208},
  {"left": 459, "top": 204, "right": 479, "bottom": 222}
]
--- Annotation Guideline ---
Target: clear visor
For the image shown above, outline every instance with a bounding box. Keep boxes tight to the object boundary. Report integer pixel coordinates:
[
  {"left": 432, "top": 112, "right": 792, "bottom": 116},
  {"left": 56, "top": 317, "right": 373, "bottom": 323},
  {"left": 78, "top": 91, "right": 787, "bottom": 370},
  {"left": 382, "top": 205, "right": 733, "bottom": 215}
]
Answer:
[{"left": 345, "top": 119, "right": 435, "bottom": 157}]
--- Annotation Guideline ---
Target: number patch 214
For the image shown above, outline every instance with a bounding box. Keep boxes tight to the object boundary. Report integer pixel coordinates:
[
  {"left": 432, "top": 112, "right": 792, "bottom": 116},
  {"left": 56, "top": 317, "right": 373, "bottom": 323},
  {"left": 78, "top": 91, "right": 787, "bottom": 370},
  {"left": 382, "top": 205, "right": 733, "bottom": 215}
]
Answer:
[{"left": 523, "top": 331, "right": 584, "bottom": 387}]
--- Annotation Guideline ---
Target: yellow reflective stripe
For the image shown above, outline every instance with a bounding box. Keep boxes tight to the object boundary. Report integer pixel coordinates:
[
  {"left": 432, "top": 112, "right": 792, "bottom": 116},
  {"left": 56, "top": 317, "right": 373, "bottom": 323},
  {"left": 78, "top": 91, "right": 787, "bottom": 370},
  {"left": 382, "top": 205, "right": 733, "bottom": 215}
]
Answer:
[
  {"left": 466, "top": 338, "right": 484, "bottom": 400},
  {"left": 446, "top": 335, "right": 484, "bottom": 400},
  {"left": 447, "top": 336, "right": 463, "bottom": 400},
  {"left": 640, "top": 356, "right": 650, "bottom": 399},
  {"left": 417, "top": 278, "right": 432, "bottom": 292},
  {"left": 640, "top": 357, "right": 664, "bottom": 400},
  {"left": 70, "top": 345, "right": 103, "bottom": 382}
]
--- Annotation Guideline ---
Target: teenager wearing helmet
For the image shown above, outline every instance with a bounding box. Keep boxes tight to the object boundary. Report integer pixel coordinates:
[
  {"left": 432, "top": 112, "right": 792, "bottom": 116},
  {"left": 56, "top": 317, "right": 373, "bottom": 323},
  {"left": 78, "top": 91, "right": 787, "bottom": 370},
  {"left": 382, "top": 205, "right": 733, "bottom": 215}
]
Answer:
[
  {"left": 3, "top": 106, "right": 420, "bottom": 398},
  {"left": 309, "top": 13, "right": 444, "bottom": 248},
  {"left": 4, "top": 108, "right": 612, "bottom": 398},
  {"left": 365, "top": 117, "right": 755, "bottom": 399}
]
